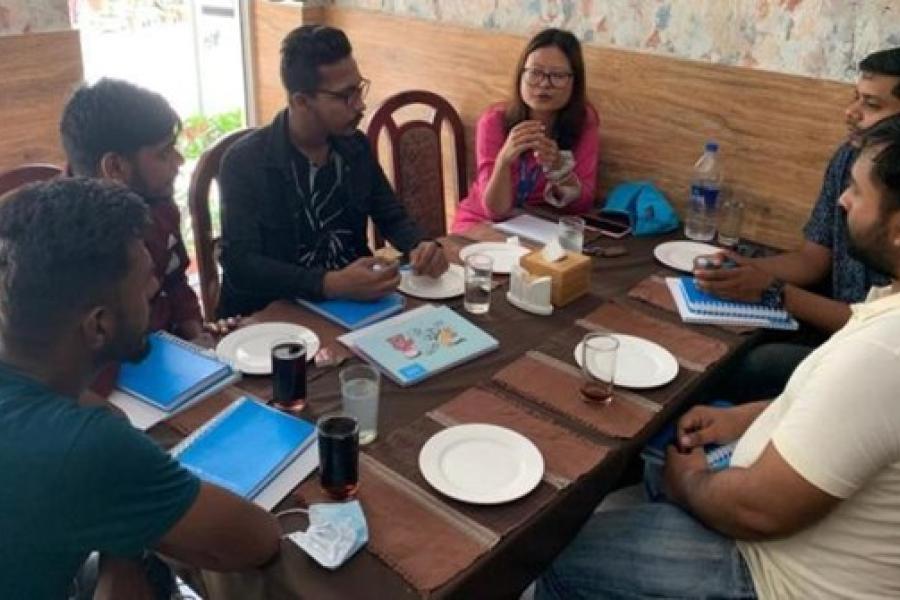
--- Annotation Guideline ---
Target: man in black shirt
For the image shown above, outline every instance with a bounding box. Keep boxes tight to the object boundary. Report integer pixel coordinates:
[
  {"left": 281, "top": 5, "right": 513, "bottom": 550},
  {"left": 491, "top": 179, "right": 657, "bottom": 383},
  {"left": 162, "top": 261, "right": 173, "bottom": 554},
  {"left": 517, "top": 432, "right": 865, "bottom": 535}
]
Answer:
[{"left": 218, "top": 25, "right": 448, "bottom": 317}]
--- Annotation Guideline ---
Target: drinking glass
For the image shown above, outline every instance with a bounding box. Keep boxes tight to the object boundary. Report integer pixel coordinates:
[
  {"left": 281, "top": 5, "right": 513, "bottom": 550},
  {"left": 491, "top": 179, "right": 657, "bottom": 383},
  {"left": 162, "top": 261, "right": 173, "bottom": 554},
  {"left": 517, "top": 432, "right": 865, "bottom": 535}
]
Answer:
[
  {"left": 317, "top": 412, "right": 360, "bottom": 500},
  {"left": 558, "top": 216, "right": 586, "bottom": 253},
  {"left": 271, "top": 341, "right": 307, "bottom": 413},
  {"left": 464, "top": 253, "right": 493, "bottom": 314},
  {"left": 717, "top": 198, "right": 744, "bottom": 247},
  {"left": 339, "top": 363, "right": 380, "bottom": 445},
  {"left": 580, "top": 333, "right": 619, "bottom": 405}
]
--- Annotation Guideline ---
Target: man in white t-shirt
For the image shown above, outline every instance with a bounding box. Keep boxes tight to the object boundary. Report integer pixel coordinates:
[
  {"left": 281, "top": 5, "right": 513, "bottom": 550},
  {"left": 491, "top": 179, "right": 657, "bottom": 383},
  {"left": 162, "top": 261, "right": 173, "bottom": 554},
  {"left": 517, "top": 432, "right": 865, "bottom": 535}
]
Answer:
[{"left": 536, "top": 117, "right": 900, "bottom": 600}]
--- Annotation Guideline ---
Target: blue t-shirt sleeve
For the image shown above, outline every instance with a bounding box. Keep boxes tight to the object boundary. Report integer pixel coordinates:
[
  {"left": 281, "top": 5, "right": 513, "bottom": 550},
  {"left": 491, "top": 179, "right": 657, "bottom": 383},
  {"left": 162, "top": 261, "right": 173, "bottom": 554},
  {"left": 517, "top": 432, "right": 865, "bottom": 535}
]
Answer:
[
  {"left": 803, "top": 146, "right": 850, "bottom": 249},
  {"left": 58, "top": 411, "right": 200, "bottom": 557}
]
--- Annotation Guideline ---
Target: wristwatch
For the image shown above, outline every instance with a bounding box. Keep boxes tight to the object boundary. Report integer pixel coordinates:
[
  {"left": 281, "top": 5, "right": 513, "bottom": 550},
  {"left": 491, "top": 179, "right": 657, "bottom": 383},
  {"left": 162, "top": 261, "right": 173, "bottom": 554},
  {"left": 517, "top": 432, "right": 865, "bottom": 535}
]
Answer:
[{"left": 761, "top": 278, "right": 786, "bottom": 309}]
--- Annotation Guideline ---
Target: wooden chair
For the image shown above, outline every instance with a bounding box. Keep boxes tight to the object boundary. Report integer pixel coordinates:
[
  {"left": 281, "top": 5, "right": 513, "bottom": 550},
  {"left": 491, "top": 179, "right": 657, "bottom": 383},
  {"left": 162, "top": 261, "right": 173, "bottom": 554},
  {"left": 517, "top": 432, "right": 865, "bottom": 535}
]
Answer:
[
  {"left": 365, "top": 90, "right": 467, "bottom": 245},
  {"left": 0, "top": 163, "right": 63, "bottom": 196},
  {"left": 187, "top": 128, "right": 254, "bottom": 318}
]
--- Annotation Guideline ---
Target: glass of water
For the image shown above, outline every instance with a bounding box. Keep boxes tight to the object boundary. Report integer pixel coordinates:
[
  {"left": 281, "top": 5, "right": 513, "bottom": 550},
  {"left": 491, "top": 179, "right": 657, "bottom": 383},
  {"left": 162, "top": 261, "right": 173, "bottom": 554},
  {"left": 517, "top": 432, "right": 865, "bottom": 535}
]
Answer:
[
  {"left": 464, "top": 253, "right": 493, "bottom": 314},
  {"left": 717, "top": 197, "right": 744, "bottom": 247},
  {"left": 558, "top": 216, "right": 585, "bottom": 253},
  {"left": 339, "top": 363, "right": 380, "bottom": 445},
  {"left": 580, "top": 333, "right": 618, "bottom": 405}
]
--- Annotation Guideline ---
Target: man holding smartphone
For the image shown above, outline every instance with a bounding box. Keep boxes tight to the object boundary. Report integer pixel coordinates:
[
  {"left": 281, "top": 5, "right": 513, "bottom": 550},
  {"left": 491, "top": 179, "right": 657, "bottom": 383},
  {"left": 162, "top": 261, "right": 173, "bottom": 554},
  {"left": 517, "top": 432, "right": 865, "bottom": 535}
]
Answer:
[{"left": 694, "top": 47, "right": 900, "bottom": 400}]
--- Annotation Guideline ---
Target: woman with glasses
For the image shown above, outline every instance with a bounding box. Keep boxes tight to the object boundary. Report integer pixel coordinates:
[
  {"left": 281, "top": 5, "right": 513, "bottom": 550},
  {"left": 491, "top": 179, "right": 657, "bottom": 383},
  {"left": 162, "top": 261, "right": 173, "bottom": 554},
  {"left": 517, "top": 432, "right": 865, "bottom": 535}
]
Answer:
[{"left": 451, "top": 28, "right": 599, "bottom": 233}]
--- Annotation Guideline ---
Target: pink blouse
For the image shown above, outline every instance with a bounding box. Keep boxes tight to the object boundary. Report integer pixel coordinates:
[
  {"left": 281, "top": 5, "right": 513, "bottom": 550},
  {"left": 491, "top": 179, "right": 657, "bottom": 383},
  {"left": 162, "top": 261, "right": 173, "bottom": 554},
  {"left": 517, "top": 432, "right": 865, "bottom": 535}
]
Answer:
[{"left": 451, "top": 103, "right": 600, "bottom": 233}]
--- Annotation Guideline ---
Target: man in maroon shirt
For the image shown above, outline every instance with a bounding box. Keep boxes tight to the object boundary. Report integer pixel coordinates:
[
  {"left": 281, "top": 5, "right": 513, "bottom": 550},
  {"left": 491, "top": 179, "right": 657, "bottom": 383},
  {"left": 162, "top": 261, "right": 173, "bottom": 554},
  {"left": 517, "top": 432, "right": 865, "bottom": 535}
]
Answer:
[{"left": 60, "top": 78, "right": 210, "bottom": 341}]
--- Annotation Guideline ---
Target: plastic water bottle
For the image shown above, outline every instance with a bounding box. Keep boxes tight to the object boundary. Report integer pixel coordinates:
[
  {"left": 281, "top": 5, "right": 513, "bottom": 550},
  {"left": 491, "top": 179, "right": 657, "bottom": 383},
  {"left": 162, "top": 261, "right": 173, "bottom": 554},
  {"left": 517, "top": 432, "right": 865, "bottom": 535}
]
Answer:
[{"left": 684, "top": 141, "right": 723, "bottom": 241}]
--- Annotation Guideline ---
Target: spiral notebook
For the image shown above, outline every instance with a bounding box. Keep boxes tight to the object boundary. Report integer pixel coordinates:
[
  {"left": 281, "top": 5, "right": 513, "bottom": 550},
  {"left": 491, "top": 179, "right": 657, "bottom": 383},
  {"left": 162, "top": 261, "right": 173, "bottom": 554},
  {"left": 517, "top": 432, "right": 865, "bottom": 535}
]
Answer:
[
  {"left": 641, "top": 400, "right": 736, "bottom": 471},
  {"left": 666, "top": 277, "right": 799, "bottom": 330},
  {"left": 110, "top": 331, "right": 240, "bottom": 430},
  {"left": 171, "top": 397, "right": 318, "bottom": 508}
]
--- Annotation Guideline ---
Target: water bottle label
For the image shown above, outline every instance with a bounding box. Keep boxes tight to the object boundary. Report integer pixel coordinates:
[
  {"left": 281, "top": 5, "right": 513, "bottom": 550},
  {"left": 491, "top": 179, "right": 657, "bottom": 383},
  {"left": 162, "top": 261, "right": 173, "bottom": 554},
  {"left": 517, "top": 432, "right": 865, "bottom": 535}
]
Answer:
[{"left": 691, "top": 184, "right": 719, "bottom": 209}]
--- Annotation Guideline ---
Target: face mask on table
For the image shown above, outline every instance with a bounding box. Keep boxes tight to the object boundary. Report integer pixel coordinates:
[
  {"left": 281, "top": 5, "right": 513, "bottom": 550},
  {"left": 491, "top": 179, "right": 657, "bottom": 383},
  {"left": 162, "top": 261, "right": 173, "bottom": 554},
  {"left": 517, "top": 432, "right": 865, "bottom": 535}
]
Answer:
[{"left": 286, "top": 499, "right": 369, "bottom": 569}]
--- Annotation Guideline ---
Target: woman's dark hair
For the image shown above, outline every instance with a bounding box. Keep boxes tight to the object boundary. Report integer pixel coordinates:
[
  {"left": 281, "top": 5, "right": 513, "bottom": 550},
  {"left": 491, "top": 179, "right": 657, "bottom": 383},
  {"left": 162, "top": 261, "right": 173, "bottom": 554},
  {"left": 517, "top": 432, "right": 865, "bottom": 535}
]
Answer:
[{"left": 504, "top": 28, "right": 587, "bottom": 150}]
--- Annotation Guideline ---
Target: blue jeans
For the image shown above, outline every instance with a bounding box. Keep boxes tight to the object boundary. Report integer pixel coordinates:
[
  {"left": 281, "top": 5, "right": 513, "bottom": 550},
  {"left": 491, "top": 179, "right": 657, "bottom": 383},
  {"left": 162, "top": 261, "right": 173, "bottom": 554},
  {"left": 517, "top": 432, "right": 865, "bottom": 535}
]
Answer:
[
  {"left": 718, "top": 342, "right": 813, "bottom": 403},
  {"left": 535, "top": 501, "right": 757, "bottom": 600}
]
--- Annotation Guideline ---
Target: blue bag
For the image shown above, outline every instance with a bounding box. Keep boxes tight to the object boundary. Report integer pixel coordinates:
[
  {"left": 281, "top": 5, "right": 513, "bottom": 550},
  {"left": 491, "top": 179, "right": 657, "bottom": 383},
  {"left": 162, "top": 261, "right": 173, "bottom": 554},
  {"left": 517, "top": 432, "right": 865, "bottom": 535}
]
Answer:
[{"left": 601, "top": 181, "right": 680, "bottom": 237}]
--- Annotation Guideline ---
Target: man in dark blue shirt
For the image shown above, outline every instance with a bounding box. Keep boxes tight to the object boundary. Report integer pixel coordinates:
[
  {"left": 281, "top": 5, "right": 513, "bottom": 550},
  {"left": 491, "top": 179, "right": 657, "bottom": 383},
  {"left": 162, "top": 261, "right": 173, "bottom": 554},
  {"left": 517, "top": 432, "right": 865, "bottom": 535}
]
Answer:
[
  {"left": 695, "top": 47, "right": 900, "bottom": 399},
  {"left": 0, "top": 179, "right": 281, "bottom": 598},
  {"left": 218, "top": 25, "right": 448, "bottom": 317}
]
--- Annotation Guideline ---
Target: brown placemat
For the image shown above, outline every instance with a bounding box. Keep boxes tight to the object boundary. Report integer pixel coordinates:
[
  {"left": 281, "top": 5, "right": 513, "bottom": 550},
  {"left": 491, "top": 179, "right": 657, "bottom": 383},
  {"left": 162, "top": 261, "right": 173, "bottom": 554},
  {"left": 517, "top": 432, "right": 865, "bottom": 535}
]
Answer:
[
  {"left": 365, "top": 415, "right": 557, "bottom": 537},
  {"left": 580, "top": 301, "right": 728, "bottom": 371},
  {"left": 294, "top": 456, "right": 493, "bottom": 595},
  {"left": 628, "top": 274, "right": 678, "bottom": 313},
  {"left": 534, "top": 326, "right": 699, "bottom": 410},
  {"left": 492, "top": 352, "right": 657, "bottom": 440},
  {"left": 429, "top": 387, "right": 610, "bottom": 487}
]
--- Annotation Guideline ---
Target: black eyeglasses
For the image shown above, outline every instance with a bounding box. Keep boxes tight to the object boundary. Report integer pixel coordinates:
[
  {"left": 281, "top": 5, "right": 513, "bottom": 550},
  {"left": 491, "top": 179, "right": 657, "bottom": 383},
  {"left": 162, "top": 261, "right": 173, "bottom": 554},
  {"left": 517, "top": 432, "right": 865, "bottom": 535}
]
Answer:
[
  {"left": 522, "top": 67, "right": 573, "bottom": 89},
  {"left": 316, "top": 78, "right": 371, "bottom": 105}
]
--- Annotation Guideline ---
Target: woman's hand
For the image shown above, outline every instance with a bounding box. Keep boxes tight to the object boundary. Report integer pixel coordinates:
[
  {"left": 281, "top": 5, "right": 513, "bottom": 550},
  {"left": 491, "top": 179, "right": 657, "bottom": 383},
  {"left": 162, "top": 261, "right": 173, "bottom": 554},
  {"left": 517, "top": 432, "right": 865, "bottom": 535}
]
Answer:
[
  {"left": 497, "top": 120, "right": 547, "bottom": 167},
  {"left": 532, "top": 135, "right": 560, "bottom": 170}
]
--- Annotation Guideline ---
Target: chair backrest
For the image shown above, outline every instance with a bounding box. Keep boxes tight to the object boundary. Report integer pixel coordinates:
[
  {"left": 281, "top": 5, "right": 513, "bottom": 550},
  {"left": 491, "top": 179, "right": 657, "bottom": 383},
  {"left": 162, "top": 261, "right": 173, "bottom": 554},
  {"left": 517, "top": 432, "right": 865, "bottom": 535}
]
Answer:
[
  {"left": 187, "top": 128, "right": 254, "bottom": 319},
  {"left": 365, "top": 90, "right": 466, "bottom": 245},
  {"left": 0, "top": 163, "right": 63, "bottom": 197}
]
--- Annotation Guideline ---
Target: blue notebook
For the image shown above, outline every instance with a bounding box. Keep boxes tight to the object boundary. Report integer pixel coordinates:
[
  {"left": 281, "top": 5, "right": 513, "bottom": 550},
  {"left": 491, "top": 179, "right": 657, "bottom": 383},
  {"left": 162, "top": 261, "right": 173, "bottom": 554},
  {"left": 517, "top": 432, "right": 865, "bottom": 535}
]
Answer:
[
  {"left": 641, "top": 400, "right": 736, "bottom": 471},
  {"left": 297, "top": 293, "right": 406, "bottom": 330},
  {"left": 116, "top": 331, "right": 238, "bottom": 412},
  {"left": 666, "top": 277, "right": 799, "bottom": 331},
  {"left": 173, "top": 397, "right": 316, "bottom": 499},
  {"left": 338, "top": 305, "right": 499, "bottom": 386},
  {"left": 679, "top": 276, "right": 788, "bottom": 320}
]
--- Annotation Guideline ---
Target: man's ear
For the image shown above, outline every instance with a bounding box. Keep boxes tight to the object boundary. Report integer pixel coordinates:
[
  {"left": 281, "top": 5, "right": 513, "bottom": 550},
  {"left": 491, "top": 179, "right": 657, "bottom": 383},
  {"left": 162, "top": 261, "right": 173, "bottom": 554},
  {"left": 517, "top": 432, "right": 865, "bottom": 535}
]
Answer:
[
  {"left": 98, "top": 152, "right": 132, "bottom": 185},
  {"left": 81, "top": 305, "right": 113, "bottom": 353},
  {"left": 289, "top": 91, "right": 312, "bottom": 110}
]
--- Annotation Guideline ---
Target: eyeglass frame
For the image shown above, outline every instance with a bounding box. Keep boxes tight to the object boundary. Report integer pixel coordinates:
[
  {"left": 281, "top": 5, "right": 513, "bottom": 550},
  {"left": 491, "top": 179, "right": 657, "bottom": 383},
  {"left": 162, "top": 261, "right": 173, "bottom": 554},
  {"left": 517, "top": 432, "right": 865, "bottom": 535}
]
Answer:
[
  {"left": 521, "top": 67, "right": 574, "bottom": 89},
  {"left": 315, "top": 78, "right": 371, "bottom": 105}
]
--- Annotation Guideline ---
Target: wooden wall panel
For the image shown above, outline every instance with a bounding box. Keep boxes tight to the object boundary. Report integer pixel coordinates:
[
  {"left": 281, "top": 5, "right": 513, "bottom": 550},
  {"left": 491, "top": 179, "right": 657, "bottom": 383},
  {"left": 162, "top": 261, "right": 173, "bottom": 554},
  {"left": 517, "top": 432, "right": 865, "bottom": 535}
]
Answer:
[
  {"left": 252, "top": 6, "right": 853, "bottom": 250},
  {"left": 0, "top": 30, "right": 83, "bottom": 172},
  {"left": 249, "top": 2, "right": 325, "bottom": 125}
]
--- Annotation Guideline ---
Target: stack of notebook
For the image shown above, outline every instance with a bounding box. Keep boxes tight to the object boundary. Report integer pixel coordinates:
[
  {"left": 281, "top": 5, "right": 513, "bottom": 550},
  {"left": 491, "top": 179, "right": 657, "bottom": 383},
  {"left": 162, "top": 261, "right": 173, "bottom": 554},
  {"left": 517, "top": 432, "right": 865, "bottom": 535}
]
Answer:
[
  {"left": 171, "top": 397, "right": 318, "bottom": 509},
  {"left": 666, "top": 276, "right": 799, "bottom": 330},
  {"left": 338, "top": 304, "right": 500, "bottom": 386},
  {"left": 109, "top": 331, "right": 240, "bottom": 430}
]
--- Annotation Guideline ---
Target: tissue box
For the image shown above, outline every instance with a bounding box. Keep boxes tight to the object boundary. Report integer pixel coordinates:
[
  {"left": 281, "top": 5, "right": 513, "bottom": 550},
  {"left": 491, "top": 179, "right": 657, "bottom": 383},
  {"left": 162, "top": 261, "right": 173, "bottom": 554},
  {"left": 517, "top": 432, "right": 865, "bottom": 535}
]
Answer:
[{"left": 520, "top": 249, "right": 591, "bottom": 307}]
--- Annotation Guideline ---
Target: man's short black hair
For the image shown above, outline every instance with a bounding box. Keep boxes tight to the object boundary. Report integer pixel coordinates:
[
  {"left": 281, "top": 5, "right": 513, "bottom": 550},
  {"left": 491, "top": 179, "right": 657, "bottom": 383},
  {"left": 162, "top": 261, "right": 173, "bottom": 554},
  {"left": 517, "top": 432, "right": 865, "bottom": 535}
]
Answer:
[
  {"left": 280, "top": 25, "right": 353, "bottom": 95},
  {"left": 859, "top": 47, "right": 900, "bottom": 99},
  {"left": 0, "top": 178, "right": 149, "bottom": 349},
  {"left": 861, "top": 115, "right": 900, "bottom": 212},
  {"left": 60, "top": 78, "right": 181, "bottom": 177}
]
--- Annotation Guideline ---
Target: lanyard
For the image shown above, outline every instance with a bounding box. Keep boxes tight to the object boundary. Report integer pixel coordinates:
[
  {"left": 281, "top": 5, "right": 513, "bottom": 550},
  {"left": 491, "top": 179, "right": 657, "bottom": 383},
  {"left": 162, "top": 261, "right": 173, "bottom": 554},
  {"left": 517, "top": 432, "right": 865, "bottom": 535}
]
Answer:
[{"left": 515, "top": 157, "right": 542, "bottom": 208}]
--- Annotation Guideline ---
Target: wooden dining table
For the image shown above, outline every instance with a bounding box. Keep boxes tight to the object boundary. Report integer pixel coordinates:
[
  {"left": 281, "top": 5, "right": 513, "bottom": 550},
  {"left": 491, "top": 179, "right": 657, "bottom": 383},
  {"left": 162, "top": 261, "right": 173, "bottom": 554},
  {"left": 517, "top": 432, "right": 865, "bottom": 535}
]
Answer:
[{"left": 153, "top": 225, "right": 758, "bottom": 600}]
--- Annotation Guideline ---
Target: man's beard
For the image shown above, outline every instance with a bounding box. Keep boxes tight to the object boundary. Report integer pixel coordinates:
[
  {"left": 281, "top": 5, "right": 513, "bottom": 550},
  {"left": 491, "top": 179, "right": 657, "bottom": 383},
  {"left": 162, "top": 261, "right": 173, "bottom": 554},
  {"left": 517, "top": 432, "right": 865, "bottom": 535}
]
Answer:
[
  {"left": 847, "top": 222, "right": 895, "bottom": 277},
  {"left": 101, "top": 310, "right": 152, "bottom": 366}
]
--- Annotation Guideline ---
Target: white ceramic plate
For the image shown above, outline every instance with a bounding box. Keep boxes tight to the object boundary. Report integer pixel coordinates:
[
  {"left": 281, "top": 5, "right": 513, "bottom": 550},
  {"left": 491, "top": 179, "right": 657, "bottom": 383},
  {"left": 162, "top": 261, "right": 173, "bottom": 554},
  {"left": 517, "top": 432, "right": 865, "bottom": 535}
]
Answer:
[
  {"left": 398, "top": 263, "right": 465, "bottom": 299},
  {"left": 653, "top": 240, "right": 720, "bottom": 272},
  {"left": 419, "top": 424, "right": 544, "bottom": 505},
  {"left": 574, "top": 334, "right": 679, "bottom": 389},
  {"left": 458, "top": 242, "right": 530, "bottom": 275},
  {"left": 216, "top": 322, "right": 320, "bottom": 375}
]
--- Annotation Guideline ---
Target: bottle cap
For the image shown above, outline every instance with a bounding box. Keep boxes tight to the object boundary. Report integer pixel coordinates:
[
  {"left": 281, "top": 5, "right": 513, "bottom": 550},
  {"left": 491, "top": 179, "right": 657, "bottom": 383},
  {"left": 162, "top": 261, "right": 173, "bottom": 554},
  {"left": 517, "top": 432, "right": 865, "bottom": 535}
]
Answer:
[{"left": 705, "top": 141, "right": 719, "bottom": 152}]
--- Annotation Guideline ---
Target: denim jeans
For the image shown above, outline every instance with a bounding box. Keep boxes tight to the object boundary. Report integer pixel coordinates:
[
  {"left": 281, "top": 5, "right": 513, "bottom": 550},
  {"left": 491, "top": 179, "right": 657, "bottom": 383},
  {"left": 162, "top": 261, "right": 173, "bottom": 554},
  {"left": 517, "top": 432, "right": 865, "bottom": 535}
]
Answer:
[
  {"left": 535, "top": 492, "right": 757, "bottom": 599},
  {"left": 717, "top": 342, "right": 814, "bottom": 403}
]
